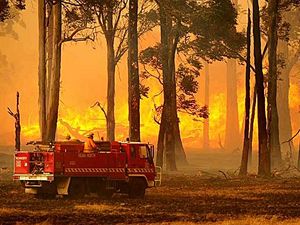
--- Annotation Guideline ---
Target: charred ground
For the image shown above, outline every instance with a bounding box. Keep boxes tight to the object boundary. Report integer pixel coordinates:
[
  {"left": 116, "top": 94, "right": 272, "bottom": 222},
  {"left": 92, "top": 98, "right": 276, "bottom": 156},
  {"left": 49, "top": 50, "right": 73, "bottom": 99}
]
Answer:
[
  {"left": 1, "top": 151, "right": 300, "bottom": 224},
  {"left": 1, "top": 173, "right": 300, "bottom": 224}
]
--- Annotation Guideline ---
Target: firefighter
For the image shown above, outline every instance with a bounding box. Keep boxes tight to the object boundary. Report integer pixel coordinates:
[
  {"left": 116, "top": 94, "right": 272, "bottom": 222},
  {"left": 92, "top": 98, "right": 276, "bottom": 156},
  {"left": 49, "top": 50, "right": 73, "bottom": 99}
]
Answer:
[
  {"left": 84, "top": 133, "right": 98, "bottom": 153},
  {"left": 65, "top": 134, "right": 71, "bottom": 140}
]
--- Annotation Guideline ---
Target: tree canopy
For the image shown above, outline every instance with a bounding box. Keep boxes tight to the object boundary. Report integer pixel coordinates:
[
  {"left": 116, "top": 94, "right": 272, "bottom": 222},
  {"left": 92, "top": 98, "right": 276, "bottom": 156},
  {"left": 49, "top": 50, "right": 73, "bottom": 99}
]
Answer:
[
  {"left": 140, "top": 0, "right": 245, "bottom": 123},
  {"left": 0, "top": 0, "right": 25, "bottom": 22}
]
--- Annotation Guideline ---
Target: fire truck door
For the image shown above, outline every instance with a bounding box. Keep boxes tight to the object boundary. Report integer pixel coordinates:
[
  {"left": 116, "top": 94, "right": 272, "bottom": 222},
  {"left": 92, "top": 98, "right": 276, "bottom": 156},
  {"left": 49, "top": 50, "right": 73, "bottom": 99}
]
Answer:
[
  {"left": 136, "top": 145, "right": 149, "bottom": 167},
  {"left": 128, "top": 145, "right": 138, "bottom": 167},
  {"left": 128, "top": 145, "right": 147, "bottom": 168}
]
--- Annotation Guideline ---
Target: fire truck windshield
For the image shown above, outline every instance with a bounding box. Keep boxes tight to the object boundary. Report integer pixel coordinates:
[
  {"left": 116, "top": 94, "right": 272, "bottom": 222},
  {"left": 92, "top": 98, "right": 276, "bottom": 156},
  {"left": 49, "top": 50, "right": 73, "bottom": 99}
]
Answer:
[{"left": 139, "top": 146, "right": 148, "bottom": 158}]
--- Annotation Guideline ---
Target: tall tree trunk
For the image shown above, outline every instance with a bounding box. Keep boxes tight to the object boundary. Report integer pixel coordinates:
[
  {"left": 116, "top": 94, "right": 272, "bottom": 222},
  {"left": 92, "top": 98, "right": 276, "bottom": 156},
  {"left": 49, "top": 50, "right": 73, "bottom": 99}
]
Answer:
[
  {"left": 46, "top": 2, "right": 53, "bottom": 107},
  {"left": 203, "top": 62, "right": 210, "bottom": 150},
  {"left": 225, "top": 59, "right": 240, "bottom": 150},
  {"left": 106, "top": 7, "right": 116, "bottom": 141},
  {"left": 253, "top": 0, "right": 271, "bottom": 177},
  {"left": 277, "top": 40, "right": 295, "bottom": 157},
  {"left": 128, "top": 0, "right": 140, "bottom": 142},
  {"left": 249, "top": 85, "right": 257, "bottom": 167},
  {"left": 225, "top": 0, "right": 240, "bottom": 151},
  {"left": 156, "top": 107, "right": 166, "bottom": 167},
  {"left": 160, "top": 5, "right": 176, "bottom": 171},
  {"left": 174, "top": 122, "right": 188, "bottom": 165},
  {"left": 239, "top": 9, "right": 251, "bottom": 176},
  {"left": 106, "top": 38, "right": 116, "bottom": 141},
  {"left": 38, "top": 0, "right": 47, "bottom": 143},
  {"left": 224, "top": 59, "right": 240, "bottom": 150},
  {"left": 169, "top": 26, "right": 188, "bottom": 166},
  {"left": 46, "top": 0, "right": 61, "bottom": 142},
  {"left": 267, "top": 0, "right": 281, "bottom": 169},
  {"left": 298, "top": 142, "right": 300, "bottom": 169}
]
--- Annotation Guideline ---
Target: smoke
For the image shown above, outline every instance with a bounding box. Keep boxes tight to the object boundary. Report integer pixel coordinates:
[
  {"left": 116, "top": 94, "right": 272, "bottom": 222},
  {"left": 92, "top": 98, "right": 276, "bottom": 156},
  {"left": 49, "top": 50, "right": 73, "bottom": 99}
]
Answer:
[{"left": 0, "top": 2, "right": 299, "bottom": 151}]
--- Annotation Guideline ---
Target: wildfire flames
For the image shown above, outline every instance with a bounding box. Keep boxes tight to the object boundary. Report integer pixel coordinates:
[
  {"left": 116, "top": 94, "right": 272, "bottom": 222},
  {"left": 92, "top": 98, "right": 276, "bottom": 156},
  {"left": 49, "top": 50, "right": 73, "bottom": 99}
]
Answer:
[{"left": 17, "top": 79, "right": 299, "bottom": 150}]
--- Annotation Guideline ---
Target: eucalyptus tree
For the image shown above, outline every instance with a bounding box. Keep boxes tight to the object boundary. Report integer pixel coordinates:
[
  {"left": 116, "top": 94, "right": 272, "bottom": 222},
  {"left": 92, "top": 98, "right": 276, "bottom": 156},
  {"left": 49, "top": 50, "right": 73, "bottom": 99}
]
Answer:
[
  {"left": 141, "top": 0, "right": 245, "bottom": 170},
  {"left": 38, "top": 0, "right": 96, "bottom": 143}
]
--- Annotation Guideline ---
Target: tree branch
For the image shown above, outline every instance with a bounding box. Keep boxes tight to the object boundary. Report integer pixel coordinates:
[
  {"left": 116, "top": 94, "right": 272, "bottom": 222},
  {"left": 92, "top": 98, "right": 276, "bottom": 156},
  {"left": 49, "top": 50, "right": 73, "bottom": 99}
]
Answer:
[
  {"left": 113, "top": 0, "right": 127, "bottom": 34},
  {"left": 61, "top": 26, "right": 96, "bottom": 45},
  {"left": 235, "top": 52, "right": 256, "bottom": 73},
  {"left": 262, "top": 40, "right": 269, "bottom": 59},
  {"left": 115, "top": 29, "right": 128, "bottom": 63},
  {"left": 143, "top": 65, "right": 163, "bottom": 85},
  {"left": 91, "top": 101, "right": 108, "bottom": 120},
  {"left": 7, "top": 107, "right": 15, "bottom": 118},
  {"left": 282, "top": 129, "right": 300, "bottom": 144}
]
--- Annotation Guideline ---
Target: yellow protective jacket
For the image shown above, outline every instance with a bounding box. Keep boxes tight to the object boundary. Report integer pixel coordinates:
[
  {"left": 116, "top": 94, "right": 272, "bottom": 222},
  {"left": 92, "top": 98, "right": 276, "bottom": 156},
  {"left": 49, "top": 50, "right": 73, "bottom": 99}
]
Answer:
[{"left": 83, "top": 138, "right": 97, "bottom": 153}]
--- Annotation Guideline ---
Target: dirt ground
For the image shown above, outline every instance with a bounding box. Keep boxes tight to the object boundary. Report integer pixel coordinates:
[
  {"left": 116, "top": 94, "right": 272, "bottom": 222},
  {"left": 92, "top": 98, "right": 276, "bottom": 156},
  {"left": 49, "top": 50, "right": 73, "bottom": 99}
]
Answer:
[
  {"left": 1, "top": 150, "right": 300, "bottom": 225},
  {"left": 1, "top": 172, "right": 300, "bottom": 224}
]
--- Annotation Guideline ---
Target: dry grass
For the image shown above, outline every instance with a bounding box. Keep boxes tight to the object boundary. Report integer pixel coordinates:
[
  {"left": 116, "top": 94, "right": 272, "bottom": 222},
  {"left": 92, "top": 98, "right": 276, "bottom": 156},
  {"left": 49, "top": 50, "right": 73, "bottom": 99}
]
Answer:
[
  {"left": 16, "top": 219, "right": 54, "bottom": 225},
  {"left": 0, "top": 207, "right": 52, "bottom": 217},
  {"left": 2, "top": 176, "right": 300, "bottom": 224},
  {"left": 145, "top": 217, "right": 300, "bottom": 225},
  {"left": 0, "top": 208, "right": 21, "bottom": 215},
  {"left": 1, "top": 150, "right": 300, "bottom": 225},
  {"left": 15, "top": 217, "right": 300, "bottom": 225},
  {"left": 74, "top": 203, "right": 126, "bottom": 212}
]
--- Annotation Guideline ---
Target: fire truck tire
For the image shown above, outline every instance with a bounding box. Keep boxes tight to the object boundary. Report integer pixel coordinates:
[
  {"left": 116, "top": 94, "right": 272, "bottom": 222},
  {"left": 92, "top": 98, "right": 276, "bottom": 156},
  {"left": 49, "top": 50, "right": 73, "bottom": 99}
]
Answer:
[
  {"left": 34, "top": 183, "right": 57, "bottom": 199},
  {"left": 68, "top": 178, "right": 85, "bottom": 198},
  {"left": 128, "top": 178, "right": 146, "bottom": 198},
  {"left": 96, "top": 182, "right": 114, "bottom": 199}
]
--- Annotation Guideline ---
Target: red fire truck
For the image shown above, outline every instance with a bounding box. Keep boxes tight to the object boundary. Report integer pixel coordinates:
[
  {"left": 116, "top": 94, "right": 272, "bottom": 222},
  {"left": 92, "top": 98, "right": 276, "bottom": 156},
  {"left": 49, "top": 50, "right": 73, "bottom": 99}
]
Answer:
[{"left": 13, "top": 140, "right": 161, "bottom": 198}]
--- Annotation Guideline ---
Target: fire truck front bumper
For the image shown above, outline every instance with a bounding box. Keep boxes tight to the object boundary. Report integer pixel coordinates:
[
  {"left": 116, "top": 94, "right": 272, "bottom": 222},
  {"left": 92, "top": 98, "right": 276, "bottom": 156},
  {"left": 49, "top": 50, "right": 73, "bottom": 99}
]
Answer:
[{"left": 13, "top": 174, "right": 54, "bottom": 182}]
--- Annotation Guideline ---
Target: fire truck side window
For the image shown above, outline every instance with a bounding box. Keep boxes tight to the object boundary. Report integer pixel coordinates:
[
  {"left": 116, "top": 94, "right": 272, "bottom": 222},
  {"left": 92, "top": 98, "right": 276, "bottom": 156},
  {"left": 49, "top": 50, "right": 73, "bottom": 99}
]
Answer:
[
  {"left": 130, "top": 146, "right": 136, "bottom": 158},
  {"left": 139, "top": 146, "right": 148, "bottom": 159}
]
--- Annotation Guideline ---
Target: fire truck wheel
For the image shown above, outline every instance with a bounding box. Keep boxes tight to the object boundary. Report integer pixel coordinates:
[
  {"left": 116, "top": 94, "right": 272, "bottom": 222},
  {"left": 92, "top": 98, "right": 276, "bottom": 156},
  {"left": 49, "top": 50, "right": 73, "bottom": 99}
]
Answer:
[
  {"left": 68, "top": 178, "right": 85, "bottom": 198},
  {"left": 34, "top": 183, "right": 57, "bottom": 199},
  {"left": 96, "top": 184, "right": 114, "bottom": 199},
  {"left": 128, "top": 178, "right": 146, "bottom": 198}
]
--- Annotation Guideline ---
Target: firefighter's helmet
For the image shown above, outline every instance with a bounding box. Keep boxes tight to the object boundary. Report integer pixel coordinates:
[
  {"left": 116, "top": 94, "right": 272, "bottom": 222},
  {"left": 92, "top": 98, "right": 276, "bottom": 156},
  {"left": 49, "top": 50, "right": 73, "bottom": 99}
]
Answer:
[{"left": 87, "top": 133, "right": 94, "bottom": 138}]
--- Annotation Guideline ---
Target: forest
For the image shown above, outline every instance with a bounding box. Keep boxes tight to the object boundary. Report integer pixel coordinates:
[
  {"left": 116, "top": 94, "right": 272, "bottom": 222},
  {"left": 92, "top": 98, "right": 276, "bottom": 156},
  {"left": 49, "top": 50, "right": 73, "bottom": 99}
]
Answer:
[{"left": 0, "top": 0, "right": 300, "bottom": 224}]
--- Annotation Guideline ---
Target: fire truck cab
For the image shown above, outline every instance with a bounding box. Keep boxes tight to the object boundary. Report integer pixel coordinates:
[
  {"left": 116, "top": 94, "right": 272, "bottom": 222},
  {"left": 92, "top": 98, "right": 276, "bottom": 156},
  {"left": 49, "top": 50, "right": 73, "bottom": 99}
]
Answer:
[{"left": 13, "top": 140, "right": 161, "bottom": 198}]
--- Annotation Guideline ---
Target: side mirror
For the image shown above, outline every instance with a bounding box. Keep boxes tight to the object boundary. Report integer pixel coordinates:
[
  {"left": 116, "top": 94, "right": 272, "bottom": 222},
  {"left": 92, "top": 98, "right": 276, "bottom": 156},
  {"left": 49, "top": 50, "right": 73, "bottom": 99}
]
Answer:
[
  {"left": 150, "top": 145, "right": 154, "bottom": 158},
  {"left": 150, "top": 149, "right": 154, "bottom": 159},
  {"left": 147, "top": 145, "right": 154, "bottom": 164}
]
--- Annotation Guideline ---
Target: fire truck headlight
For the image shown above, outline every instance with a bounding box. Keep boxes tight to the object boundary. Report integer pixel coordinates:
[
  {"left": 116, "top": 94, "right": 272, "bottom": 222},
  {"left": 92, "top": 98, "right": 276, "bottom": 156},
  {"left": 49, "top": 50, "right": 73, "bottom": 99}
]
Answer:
[{"left": 47, "top": 176, "right": 54, "bottom": 181}]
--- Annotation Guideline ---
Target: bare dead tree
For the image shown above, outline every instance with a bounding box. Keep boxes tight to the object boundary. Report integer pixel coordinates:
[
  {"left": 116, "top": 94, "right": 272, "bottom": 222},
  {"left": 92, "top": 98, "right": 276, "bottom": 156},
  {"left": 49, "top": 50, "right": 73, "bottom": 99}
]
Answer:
[{"left": 7, "top": 92, "right": 21, "bottom": 151}]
